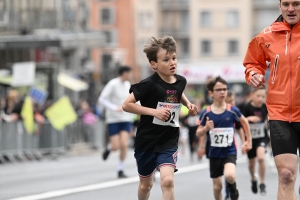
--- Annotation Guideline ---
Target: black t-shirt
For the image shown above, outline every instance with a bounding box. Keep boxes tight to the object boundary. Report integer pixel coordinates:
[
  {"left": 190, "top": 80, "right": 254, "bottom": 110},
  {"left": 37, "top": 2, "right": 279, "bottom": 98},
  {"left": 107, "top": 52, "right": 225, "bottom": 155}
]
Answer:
[
  {"left": 130, "top": 72, "right": 187, "bottom": 152},
  {"left": 242, "top": 102, "right": 268, "bottom": 140}
]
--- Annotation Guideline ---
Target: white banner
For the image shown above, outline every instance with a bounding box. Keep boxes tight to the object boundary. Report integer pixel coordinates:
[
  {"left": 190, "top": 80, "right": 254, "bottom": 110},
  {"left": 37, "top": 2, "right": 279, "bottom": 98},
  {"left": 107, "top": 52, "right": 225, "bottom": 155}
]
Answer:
[
  {"left": 12, "top": 62, "right": 36, "bottom": 87},
  {"left": 177, "top": 61, "right": 246, "bottom": 84}
]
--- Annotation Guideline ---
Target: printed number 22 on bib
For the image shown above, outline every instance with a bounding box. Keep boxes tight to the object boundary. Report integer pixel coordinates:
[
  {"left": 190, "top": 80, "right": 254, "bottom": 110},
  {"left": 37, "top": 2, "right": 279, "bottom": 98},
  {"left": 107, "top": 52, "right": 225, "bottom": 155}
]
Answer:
[
  {"left": 210, "top": 128, "right": 234, "bottom": 147},
  {"left": 152, "top": 102, "right": 182, "bottom": 127}
]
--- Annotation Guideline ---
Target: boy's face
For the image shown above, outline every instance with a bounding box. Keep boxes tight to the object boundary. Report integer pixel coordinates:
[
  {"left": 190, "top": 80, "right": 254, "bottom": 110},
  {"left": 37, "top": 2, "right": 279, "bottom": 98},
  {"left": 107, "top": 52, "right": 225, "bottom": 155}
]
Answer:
[
  {"left": 251, "top": 89, "right": 266, "bottom": 107},
  {"left": 150, "top": 48, "right": 177, "bottom": 77},
  {"left": 225, "top": 96, "right": 235, "bottom": 106},
  {"left": 209, "top": 82, "right": 228, "bottom": 102}
]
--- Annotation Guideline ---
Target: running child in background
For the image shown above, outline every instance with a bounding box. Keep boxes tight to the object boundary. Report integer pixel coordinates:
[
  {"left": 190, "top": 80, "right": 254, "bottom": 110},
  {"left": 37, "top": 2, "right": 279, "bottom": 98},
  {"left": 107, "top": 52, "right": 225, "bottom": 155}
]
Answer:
[
  {"left": 241, "top": 87, "right": 269, "bottom": 196},
  {"left": 122, "top": 36, "right": 197, "bottom": 200},
  {"left": 224, "top": 90, "right": 246, "bottom": 200},
  {"left": 196, "top": 76, "right": 252, "bottom": 200}
]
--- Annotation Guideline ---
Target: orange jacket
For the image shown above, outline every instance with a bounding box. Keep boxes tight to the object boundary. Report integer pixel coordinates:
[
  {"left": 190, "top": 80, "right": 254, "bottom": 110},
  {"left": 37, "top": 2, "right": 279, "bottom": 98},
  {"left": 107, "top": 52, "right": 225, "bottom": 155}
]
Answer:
[{"left": 243, "top": 15, "right": 300, "bottom": 122}]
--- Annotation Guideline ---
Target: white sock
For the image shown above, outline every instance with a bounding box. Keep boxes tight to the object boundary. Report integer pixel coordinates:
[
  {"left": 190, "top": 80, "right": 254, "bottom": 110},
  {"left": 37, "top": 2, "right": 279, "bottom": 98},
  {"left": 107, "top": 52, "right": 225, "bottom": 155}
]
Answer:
[
  {"left": 107, "top": 143, "right": 111, "bottom": 150},
  {"left": 118, "top": 161, "right": 124, "bottom": 171}
]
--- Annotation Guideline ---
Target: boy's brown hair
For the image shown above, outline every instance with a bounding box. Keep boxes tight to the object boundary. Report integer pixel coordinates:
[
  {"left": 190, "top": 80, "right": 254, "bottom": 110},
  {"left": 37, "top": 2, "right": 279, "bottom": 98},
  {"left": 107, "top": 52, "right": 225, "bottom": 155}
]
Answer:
[
  {"left": 251, "top": 86, "right": 266, "bottom": 93},
  {"left": 143, "top": 36, "right": 176, "bottom": 63},
  {"left": 227, "top": 90, "right": 234, "bottom": 98},
  {"left": 206, "top": 76, "right": 228, "bottom": 92}
]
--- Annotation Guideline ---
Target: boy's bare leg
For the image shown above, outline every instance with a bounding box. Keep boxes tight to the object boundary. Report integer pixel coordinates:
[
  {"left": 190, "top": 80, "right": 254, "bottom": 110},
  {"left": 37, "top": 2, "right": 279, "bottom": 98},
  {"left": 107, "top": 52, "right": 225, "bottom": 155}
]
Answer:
[
  {"left": 160, "top": 167, "right": 175, "bottom": 200},
  {"left": 224, "top": 163, "right": 236, "bottom": 184},
  {"left": 119, "top": 131, "right": 129, "bottom": 161},
  {"left": 212, "top": 176, "right": 222, "bottom": 200},
  {"left": 257, "top": 146, "right": 266, "bottom": 184},
  {"left": 248, "top": 158, "right": 256, "bottom": 181},
  {"left": 138, "top": 175, "right": 154, "bottom": 200}
]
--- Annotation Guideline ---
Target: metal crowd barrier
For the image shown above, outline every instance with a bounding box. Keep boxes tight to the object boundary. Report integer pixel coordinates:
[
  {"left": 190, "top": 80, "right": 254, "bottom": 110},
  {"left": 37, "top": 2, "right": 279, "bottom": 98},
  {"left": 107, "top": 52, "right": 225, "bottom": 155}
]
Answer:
[{"left": 0, "top": 118, "right": 106, "bottom": 164}]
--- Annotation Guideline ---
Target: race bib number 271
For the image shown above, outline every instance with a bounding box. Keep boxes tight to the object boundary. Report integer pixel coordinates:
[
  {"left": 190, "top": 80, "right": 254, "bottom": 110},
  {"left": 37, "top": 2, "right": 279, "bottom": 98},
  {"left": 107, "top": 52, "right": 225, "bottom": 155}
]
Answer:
[
  {"left": 152, "top": 102, "right": 182, "bottom": 127},
  {"left": 209, "top": 128, "right": 234, "bottom": 147}
]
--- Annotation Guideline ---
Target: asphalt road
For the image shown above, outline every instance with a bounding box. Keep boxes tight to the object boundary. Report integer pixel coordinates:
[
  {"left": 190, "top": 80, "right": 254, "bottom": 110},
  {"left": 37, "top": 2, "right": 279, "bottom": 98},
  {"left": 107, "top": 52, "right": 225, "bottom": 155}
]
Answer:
[{"left": 0, "top": 147, "right": 298, "bottom": 200}]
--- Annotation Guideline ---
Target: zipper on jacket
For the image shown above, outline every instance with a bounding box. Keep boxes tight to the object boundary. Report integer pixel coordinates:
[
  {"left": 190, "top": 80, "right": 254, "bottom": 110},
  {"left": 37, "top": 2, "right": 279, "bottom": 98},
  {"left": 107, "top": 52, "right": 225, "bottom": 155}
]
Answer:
[
  {"left": 271, "top": 54, "right": 279, "bottom": 84},
  {"left": 289, "top": 33, "right": 292, "bottom": 123},
  {"left": 285, "top": 31, "right": 289, "bottom": 55}
]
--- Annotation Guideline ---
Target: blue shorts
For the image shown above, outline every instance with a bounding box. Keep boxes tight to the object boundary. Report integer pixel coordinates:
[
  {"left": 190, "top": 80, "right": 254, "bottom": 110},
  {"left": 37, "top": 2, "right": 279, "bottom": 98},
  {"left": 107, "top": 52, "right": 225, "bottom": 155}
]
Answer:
[
  {"left": 108, "top": 122, "right": 132, "bottom": 136},
  {"left": 134, "top": 148, "right": 178, "bottom": 178}
]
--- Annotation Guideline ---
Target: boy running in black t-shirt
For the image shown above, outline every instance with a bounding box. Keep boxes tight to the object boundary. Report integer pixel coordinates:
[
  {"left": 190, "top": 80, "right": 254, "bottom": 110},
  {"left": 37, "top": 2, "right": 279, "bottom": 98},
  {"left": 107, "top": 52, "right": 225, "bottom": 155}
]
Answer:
[
  {"left": 242, "top": 87, "right": 269, "bottom": 195},
  {"left": 122, "top": 36, "right": 197, "bottom": 200}
]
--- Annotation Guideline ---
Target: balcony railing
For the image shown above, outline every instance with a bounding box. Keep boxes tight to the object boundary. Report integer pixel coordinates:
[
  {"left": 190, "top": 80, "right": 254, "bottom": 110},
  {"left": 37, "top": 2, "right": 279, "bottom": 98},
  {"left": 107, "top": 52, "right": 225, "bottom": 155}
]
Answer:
[
  {"left": 160, "top": 28, "right": 189, "bottom": 38},
  {"left": 253, "top": 0, "right": 279, "bottom": 9},
  {"left": 159, "top": 0, "right": 190, "bottom": 10}
]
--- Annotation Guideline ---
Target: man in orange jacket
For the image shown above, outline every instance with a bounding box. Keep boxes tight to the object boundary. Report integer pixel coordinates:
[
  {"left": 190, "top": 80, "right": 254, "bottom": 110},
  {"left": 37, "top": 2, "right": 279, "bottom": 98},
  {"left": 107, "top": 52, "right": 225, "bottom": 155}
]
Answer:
[{"left": 243, "top": 1, "right": 300, "bottom": 199}]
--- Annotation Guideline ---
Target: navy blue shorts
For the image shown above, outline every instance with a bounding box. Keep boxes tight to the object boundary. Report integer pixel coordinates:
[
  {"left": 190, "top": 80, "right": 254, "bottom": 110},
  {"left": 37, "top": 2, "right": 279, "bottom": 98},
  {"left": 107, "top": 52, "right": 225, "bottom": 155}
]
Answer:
[
  {"left": 134, "top": 148, "right": 178, "bottom": 178},
  {"left": 108, "top": 122, "right": 132, "bottom": 136}
]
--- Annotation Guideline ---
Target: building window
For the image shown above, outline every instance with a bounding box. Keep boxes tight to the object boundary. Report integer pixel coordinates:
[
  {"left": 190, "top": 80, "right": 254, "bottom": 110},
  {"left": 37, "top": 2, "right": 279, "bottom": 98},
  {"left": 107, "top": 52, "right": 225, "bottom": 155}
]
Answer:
[
  {"left": 228, "top": 40, "right": 239, "bottom": 55},
  {"left": 103, "top": 31, "right": 112, "bottom": 43},
  {"left": 201, "top": 40, "right": 211, "bottom": 56},
  {"left": 226, "top": 10, "right": 239, "bottom": 28},
  {"left": 138, "top": 11, "right": 153, "bottom": 29},
  {"left": 181, "top": 39, "right": 189, "bottom": 56},
  {"left": 200, "top": 11, "right": 211, "bottom": 28},
  {"left": 100, "top": 8, "right": 115, "bottom": 24},
  {"left": 180, "top": 10, "right": 189, "bottom": 31}
]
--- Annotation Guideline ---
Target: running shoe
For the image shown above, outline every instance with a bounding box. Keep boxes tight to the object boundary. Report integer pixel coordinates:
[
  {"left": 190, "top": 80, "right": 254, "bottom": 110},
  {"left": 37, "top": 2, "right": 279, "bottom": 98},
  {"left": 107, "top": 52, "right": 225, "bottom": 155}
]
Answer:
[
  {"left": 118, "top": 170, "right": 128, "bottom": 178},
  {"left": 251, "top": 180, "right": 258, "bottom": 194},
  {"left": 259, "top": 183, "right": 267, "bottom": 196},
  {"left": 102, "top": 149, "right": 110, "bottom": 161},
  {"left": 229, "top": 189, "right": 239, "bottom": 200}
]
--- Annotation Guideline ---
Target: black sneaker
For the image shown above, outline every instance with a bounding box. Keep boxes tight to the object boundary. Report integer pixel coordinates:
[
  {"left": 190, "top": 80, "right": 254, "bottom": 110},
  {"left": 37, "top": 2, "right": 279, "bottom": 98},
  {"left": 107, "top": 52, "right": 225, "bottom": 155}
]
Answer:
[
  {"left": 102, "top": 149, "right": 110, "bottom": 161},
  {"left": 251, "top": 180, "right": 258, "bottom": 194},
  {"left": 230, "top": 189, "right": 239, "bottom": 200},
  {"left": 260, "top": 183, "right": 267, "bottom": 196},
  {"left": 118, "top": 170, "right": 128, "bottom": 178}
]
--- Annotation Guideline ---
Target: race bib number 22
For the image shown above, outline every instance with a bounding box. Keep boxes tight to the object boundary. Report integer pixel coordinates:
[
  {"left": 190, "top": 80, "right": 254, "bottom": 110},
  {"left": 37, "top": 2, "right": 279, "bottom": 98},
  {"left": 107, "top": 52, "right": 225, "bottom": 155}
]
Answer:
[{"left": 152, "top": 102, "right": 182, "bottom": 127}]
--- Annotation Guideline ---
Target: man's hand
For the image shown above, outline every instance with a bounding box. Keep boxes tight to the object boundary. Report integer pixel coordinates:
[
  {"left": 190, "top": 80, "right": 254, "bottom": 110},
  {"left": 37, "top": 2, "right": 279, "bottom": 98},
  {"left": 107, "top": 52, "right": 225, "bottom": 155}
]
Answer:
[
  {"left": 154, "top": 108, "right": 171, "bottom": 122},
  {"left": 249, "top": 74, "right": 264, "bottom": 88},
  {"left": 187, "top": 103, "right": 198, "bottom": 116},
  {"left": 205, "top": 117, "right": 214, "bottom": 131}
]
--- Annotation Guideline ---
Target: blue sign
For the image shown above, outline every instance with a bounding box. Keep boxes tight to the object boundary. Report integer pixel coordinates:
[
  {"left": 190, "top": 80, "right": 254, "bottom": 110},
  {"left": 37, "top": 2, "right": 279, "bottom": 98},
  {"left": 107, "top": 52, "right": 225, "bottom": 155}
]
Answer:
[{"left": 28, "top": 87, "right": 48, "bottom": 105}]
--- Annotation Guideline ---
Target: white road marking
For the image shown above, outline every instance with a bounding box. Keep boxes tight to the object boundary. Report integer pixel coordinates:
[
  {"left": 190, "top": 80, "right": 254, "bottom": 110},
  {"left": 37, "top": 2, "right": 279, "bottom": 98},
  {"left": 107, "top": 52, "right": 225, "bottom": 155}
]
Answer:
[{"left": 7, "top": 158, "right": 247, "bottom": 200}]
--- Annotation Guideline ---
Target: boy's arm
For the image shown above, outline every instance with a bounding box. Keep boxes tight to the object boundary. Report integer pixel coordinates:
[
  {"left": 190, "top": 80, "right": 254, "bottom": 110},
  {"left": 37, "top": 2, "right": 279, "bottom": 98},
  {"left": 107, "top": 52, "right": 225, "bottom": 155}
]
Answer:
[
  {"left": 197, "top": 134, "right": 207, "bottom": 158},
  {"left": 180, "top": 93, "right": 191, "bottom": 108},
  {"left": 196, "top": 116, "right": 213, "bottom": 137},
  {"left": 237, "top": 128, "right": 245, "bottom": 144},
  {"left": 122, "top": 93, "right": 171, "bottom": 121},
  {"left": 236, "top": 128, "right": 246, "bottom": 154},
  {"left": 196, "top": 125, "right": 208, "bottom": 137},
  {"left": 181, "top": 93, "right": 197, "bottom": 116},
  {"left": 239, "top": 115, "right": 252, "bottom": 152}
]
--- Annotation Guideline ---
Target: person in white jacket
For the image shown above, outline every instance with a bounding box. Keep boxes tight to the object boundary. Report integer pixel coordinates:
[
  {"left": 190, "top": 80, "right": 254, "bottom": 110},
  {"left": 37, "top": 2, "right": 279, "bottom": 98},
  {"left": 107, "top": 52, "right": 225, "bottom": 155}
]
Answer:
[{"left": 98, "top": 66, "right": 133, "bottom": 178}]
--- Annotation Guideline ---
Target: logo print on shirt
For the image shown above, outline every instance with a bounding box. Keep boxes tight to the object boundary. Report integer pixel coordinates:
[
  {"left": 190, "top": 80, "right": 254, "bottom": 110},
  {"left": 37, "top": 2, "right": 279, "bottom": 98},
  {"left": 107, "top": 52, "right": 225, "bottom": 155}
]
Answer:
[
  {"left": 165, "top": 95, "right": 178, "bottom": 103},
  {"left": 166, "top": 90, "right": 177, "bottom": 94}
]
